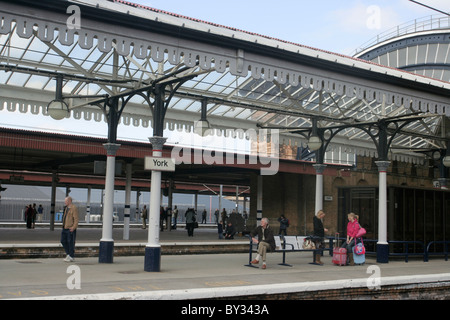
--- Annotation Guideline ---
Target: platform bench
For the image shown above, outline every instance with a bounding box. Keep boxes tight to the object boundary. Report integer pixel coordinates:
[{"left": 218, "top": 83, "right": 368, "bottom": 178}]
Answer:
[{"left": 244, "top": 235, "right": 329, "bottom": 267}]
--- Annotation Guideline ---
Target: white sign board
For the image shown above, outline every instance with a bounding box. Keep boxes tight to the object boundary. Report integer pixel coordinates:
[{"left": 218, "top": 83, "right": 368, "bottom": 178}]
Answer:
[{"left": 145, "top": 157, "right": 176, "bottom": 172}]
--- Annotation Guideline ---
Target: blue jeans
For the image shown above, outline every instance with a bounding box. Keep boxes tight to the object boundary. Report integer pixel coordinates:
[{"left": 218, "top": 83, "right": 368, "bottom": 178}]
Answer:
[{"left": 61, "top": 229, "right": 76, "bottom": 257}]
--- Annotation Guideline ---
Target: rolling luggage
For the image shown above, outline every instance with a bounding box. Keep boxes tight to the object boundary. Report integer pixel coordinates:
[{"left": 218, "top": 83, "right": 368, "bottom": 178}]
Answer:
[
  {"left": 332, "top": 233, "right": 347, "bottom": 266},
  {"left": 353, "top": 238, "right": 366, "bottom": 265}
]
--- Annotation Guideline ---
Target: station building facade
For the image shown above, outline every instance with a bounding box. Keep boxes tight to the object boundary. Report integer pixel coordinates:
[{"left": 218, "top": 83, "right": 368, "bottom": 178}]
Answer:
[
  {"left": 247, "top": 15, "right": 450, "bottom": 246},
  {"left": 249, "top": 153, "right": 449, "bottom": 247}
]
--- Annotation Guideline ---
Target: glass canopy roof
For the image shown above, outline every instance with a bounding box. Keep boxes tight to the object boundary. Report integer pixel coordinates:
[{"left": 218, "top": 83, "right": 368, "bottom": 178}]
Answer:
[{"left": 0, "top": 0, "right": 449, "bottom": 166}]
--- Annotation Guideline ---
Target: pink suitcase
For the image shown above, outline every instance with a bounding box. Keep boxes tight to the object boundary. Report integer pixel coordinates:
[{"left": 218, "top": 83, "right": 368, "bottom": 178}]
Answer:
[{"left": 332, "top": 233, "right": 347, "bottom": 266}]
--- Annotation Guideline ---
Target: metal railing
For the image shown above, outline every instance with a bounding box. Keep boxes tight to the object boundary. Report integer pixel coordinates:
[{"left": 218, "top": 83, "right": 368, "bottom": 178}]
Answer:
[
  {"left": 387, "top": 240, "right": 426, "bottom": 263},
  {"left": 425, "top": 241, "right": 450, "bottom": 262},
  {"left": 327, "top": 236, "right": 449, "bottom": 262},
  {"left": 352, "top": 14, "right": 450, "bottom": 56}
]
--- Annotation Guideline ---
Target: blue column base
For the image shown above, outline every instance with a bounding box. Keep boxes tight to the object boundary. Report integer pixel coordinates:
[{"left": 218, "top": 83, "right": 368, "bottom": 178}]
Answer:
[
  {"left": 99, "top": 241, "right": 114, "bottom": 264},
  {"left": 376, "top": 243, "right": 389, "bottom": 263},
  {"left": 144, "top": 247, "right": 161, "bottom": 272}
]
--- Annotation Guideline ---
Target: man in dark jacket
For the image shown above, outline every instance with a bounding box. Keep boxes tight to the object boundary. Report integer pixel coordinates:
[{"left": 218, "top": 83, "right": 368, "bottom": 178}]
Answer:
[
  {"left": 224, "top": 222, "right": 236, "bottom": 239},
  {"left": 250, "top": 217, "right": 275, "bottom": 269}
]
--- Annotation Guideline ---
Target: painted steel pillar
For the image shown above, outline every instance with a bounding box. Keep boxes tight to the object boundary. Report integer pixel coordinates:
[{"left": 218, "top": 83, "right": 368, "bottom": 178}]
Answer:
[
  {"left": 142, "top": 74, "right": 194, "bottom": 272},
  {"left": 376, "top": 160, "right": 390, "bottom": 263},
  {"left": 123, "top": 162, "right": 132, "bottom": 240},
  {"left": 219, "top": 185, "right": 223, "bottom": 213},
  {"left": 50, "top": 170, "right": 57, "bottom": 231},
  {"left": 438, "top": 145, "right": 450, "bottom": 189},
  {"left": 235, "top": 186, "right": 239, "bottom": 212},
  {"left": 145, "top": 136, "right": 167, "bottom": 272},
  {"left": 243, "top": 196, "right": 247, "bottom": 215},
  {"left": 99, "top": 142, "right": 120, "bottom": 264},
  {"left": 86, "top": 185, "right": 91, "bottom": 223},
  {"left": 194, "top": 193, "right": 198, "bottom": 211},
  {"left": 313, "top": 164, "right": 326, "bottom": 214},
  {"left": 136, "top": 190, "right": 141, "bottom": 222},
  {"left": 168, "top": 179, "right": 173, "bottom": 231},
  {"left": 257, "top": 175, "right": 263, "bottom": 226}
]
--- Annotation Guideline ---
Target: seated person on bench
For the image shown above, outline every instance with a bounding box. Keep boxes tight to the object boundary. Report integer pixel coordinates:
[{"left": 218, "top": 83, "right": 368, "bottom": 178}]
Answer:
[{"left": 250, "top": 217, "right": 275, "bottom": 269}]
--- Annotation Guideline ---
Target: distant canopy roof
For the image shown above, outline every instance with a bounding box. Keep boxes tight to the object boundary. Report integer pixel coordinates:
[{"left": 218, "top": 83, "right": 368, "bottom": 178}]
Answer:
[
  {"left": 0, "top": 0, "right": 449, "bottom": 164},
  {"left": 354, "top": 14, "right": 450, "bottom": 82}
]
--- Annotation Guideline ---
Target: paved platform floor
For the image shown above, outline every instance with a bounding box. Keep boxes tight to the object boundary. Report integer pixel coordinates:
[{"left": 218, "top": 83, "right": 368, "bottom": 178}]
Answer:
[
  {"left": 1, "top": 252, "right": 449, "bottom": 300},
  {"left": 1, "top": 224, "right": 449, "bottom": 303}
]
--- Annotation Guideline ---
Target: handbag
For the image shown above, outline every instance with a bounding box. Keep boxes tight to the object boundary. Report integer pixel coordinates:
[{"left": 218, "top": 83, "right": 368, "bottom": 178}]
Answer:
[
  {"left": 302, "top": 237, "right": 316, "bottom": 250},
  {"left": 354, "top": 239, "right": 365, "bottom": 255},
  {"left": 356, "top": 227, "right": 366, "bottom": 238}
]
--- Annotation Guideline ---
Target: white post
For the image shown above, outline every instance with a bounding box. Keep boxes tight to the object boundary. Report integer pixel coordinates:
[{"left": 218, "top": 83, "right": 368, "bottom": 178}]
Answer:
[
  {"left": 147, "top": 171, "right": 161, "bottom": 246},
  {"left": 123, "top": 162, "right": 132, "bottom": 240},
  {"left": 99, "top": 143, "right": 120, "bottom": 264},
  {"left": 313, "top": 164, "right": 326, "bottom": 214},
  {"left": 145, "top": 136, "right": 167, "bottom": 272},
  {"left": 376, "top": 160, "right": 390, "bottom": 263}
]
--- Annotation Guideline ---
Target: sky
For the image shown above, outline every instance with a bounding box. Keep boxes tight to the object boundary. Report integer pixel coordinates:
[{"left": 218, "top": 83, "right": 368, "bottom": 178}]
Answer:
[
  {"left": 132, "top": 0, "right": 449, "bottom": 55},
  {"left": 0, "top": 0, "right": 449, "bottom": 142}
]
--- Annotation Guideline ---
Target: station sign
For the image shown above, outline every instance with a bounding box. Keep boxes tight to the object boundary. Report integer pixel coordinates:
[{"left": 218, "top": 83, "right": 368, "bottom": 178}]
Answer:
[{"left": 144, "top": 157, "right": 176, "bottom": 172}]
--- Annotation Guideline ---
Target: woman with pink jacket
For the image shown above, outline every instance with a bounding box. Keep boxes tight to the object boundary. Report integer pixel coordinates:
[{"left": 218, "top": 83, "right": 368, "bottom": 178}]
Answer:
[{"left": 342, "top": 212, "right": 360, "bottom": 266}]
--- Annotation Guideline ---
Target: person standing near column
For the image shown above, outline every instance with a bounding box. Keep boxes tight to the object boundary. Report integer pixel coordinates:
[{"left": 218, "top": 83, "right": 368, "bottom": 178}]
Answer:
[
  {"left": 172, "top": 205, "right": 178, "bottom": 229},
  {"left": 313, "top": 210, "right": 328, "bottom": 265},
  {"left": 185, "top": 208, "right": 197, "bottom": 237},
  {"left": 141, "top": 205, "right": 148, "bottom": 229},
  {"left": 61, "top": 196, "right": 79, "bottom": 262},
  {"left": 37, "top": 204, "right": 44, "bottom": 223}
]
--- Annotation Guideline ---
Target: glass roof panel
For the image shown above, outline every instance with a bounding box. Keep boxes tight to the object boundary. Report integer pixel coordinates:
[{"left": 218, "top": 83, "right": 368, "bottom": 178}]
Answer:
[{"left": 0, "top": 9, "right": 445, "bottom": 163}]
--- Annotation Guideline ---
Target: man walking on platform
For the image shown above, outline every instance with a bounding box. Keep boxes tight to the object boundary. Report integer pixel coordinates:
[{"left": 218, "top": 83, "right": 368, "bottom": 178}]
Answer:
[{"left": 61, "top": 196, "right": 79, "bottom": 262}]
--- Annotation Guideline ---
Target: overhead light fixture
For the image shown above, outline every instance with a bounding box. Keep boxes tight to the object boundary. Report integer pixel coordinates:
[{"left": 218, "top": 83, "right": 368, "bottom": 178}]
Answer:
[
  {"left": 443, "top": 157, "right": 450, "bottom": 167},
  {"left": 47, "top": 75, "right": 69, "bottom": 120},
  {"left": 308, "top": 135, "right": 322, "bottom": 151},
  {"left": 194, "top": 98, "right": 211, "bottom": 136},
  {"left": 308, "top": 118, "right": 322, "bottom": 151},
  {"left": 443, "top": 141, "right": 450, "bottom": 168},
  {"left": 432, "top": 150, "right": 442, "bottom": 161}
]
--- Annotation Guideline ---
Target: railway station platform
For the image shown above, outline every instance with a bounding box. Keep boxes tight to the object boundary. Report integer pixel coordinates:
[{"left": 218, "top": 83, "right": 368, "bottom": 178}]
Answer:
[
  {"left": 0, "top": 222, "right": 247, "bottom": 259},
  {"left": 0, "top": 223, "right": 449, "bottom": 303}
]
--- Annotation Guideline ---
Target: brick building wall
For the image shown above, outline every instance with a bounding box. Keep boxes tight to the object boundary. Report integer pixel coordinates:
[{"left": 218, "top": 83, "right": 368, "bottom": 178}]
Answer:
[{"left": 248, "top": 155, "right": 438, "bottom": 236}]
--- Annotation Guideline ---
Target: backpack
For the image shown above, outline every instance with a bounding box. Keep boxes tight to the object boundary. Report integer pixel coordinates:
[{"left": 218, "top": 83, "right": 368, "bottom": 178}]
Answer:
[{"left": 354, "top": 239, "right": 365, "bottom": 255}]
